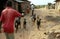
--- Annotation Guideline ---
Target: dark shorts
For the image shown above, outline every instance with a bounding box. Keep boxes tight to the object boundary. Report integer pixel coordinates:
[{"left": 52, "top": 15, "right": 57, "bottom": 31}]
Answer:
[
  {"left": 15, "top": 20, "right": 20, "bottom": 25},
  {"left": 34, "top": 18, "right": 36, "bottom": 20},
  {"left": 15, "top": 21, "right": 20, "bottom": 28},
  {"left": 37, "top": 22, "right": 40, "bottom": 26}
]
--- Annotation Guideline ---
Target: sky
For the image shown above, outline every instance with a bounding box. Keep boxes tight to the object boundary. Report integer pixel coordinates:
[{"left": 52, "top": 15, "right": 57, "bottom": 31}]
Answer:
[{"left": 28, "top": 0, "right": 55, "bottom": 5}]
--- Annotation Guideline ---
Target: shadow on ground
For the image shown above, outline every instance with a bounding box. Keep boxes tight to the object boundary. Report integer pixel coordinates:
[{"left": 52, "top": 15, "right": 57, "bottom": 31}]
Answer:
[{"left": 45, "top": 16, "right": 60, "bottom": 23}]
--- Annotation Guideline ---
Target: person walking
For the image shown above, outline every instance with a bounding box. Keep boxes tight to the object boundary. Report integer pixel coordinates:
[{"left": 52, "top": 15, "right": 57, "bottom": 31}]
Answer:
[
  {"left": 37, "top": 18, "right": 41, "bottom": 30},
  {"left": 0, "top": 0, "right": 8, "bottom": 33},
  {"left": 23, "top": 18, "right": 27, "bottom": 30},
  {"left": 31, "top": 14, "right": 36, "bottom": 26},
  {"left": 15, "top": 17, "right": 21, "bottom": 33},
  {"left": 33, "top": 14, "right": 36, "bottom": 23},
  {"left": 31, "top": 4, "right": 35, "bottom": 16},
  {"left": 0, "top": 1, "right": 22, "bottom": 39}
]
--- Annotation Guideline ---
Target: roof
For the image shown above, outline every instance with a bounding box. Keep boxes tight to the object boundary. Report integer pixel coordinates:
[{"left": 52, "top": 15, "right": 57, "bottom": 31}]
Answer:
[
  {"left": 14, "top": 0, "right": 30, "bottom": 3},
  {"left": 14, "top": 0, "right": 24, "bottom": 3},
  {"left": 55, "top": 0, "right": 60, "bottom": 2}
]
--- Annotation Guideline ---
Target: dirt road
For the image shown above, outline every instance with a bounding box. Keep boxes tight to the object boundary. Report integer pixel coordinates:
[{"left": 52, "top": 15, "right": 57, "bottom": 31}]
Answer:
[{"left": 0, "top": 9, "right": 60, "bottom": 39}]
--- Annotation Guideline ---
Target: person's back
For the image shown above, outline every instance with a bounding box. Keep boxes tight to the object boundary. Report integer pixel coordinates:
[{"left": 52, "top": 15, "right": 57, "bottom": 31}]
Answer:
[
  {"left": 1, "top": 7, "right": 21, "bottom": 33},
  {"left": 16, "top": 17, "right": 21, "bottom": 25},
  {"left": 15, "top": 17, "right": 21, "bottom": 33},
  {"left": 37, "top": 19, "right": 41, "bottom": 25},
  {"left": 24, "top": 19, "right": 26, "bottom": 25},
  {"left": 1, "top": 1, "right": 21, "bottom": 39},
  {"left": 31, "top": 4, "right": 35, "bottom": 16},
  {"left": 33, "top": 14, "right": 36, "bottom": 19},
  {"left": 31, "top": 4, "right": 34, "bottom": 10},
  {"left": 37, "top": 19, "right": 40, "bottom": 25},
  {"left": 37, "top": 19, "right": 41, "bottom": 30}
]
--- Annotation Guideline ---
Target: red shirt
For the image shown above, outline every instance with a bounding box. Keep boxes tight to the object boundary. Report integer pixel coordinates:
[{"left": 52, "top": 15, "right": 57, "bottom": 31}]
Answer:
[{"left": 1, "top": 7, "right": 21, "bottom": 33}]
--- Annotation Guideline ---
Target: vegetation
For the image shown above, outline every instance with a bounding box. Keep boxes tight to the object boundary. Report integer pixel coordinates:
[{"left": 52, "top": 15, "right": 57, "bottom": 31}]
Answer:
[{"left": 34, "top": 5, "right": 46, "bottom": 9}]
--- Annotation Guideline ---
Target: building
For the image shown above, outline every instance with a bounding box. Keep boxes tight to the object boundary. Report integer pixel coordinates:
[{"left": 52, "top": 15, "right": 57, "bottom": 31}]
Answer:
[
  {"left": 55, "top": 0, "right": 60, "bottom": 10},
  {"left": 8, "top": 0, "right": 31, "bottom": 14},
  {"left": 0, "top": 0, "right": 8, "bottom": 15},
  {"left": 47, "top": 3, "right": 55, "bottom": 9},
  {"left": 0, "top": 0, "right": 31, "bottom": 15}
]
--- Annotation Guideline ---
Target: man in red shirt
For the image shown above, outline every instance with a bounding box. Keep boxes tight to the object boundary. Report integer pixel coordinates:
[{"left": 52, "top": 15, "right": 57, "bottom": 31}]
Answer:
[{"left": 1, "top": 1, "right": 22, "bottom": 39}]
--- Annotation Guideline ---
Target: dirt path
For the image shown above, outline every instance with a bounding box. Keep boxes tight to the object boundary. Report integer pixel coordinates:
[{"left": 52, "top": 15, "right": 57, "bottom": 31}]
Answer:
[{"left": 0, "top": 9, "right": 60, "bottom": 39}]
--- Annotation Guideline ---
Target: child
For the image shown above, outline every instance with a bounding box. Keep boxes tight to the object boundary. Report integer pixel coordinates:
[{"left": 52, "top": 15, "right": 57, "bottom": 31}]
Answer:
[
  {"left": 33, "top": 14, "right": 36, "bottom": 23},
  {"left": 15, "top": 17, "right": 21, "bottom": 33},
  {"left": 37, "top": 18, "right": 41, "bottom": 30},
  {"left": 31, "top": 14, "right": 36, "bottom": 26},
  {"left": 23, "top": 19, "right": 27, "bottom": 29}
]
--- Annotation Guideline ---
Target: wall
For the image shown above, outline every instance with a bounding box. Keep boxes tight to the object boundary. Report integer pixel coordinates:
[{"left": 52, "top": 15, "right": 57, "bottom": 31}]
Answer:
[{"left": 55, "top": 2, "right": 60, "bottom": 10}]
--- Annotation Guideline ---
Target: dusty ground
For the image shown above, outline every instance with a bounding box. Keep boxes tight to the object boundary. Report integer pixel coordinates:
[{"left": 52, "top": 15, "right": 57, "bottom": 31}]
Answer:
[{"left": 0, "top": 9, "right": 60, "bottom": 39}]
